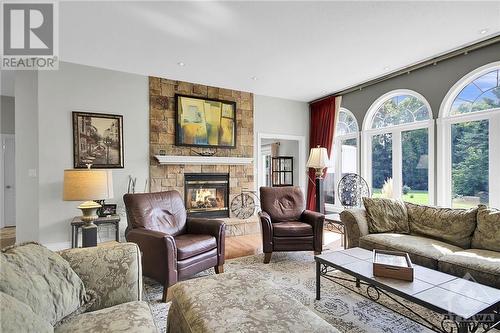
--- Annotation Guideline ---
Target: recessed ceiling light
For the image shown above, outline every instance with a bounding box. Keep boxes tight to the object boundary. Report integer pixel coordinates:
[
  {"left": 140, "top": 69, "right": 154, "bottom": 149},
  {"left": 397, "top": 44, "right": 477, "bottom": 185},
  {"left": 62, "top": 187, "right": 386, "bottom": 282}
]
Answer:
[
  {"left": 177, "top": 61, "right": 185, "bottom": 66},
  {"left": 479, "top": 28, "right": 488, "bottom": 35},
  {"left": 384, "top": 66, "right": 390, "bottom": 71},
  {"left": 250, "top": 76, "right": 258, "bottom": 81}
]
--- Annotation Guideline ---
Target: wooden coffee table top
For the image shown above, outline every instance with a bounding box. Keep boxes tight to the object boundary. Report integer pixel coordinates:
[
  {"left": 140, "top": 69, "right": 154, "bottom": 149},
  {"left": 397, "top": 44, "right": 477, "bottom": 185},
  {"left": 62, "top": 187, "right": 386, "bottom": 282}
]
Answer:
[{"left": 316, "top": 247, "right": 500, "bottom": 319}]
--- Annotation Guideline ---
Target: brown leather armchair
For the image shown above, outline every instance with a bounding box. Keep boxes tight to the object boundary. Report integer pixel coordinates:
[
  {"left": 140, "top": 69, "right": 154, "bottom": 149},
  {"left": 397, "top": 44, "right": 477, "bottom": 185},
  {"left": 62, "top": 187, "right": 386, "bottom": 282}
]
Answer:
[
  {"left": 123, "top": 191, "right": 225, "bottom": 302},
  {"left": 259, "top": 186, "right": 324, "bottom": 263}
]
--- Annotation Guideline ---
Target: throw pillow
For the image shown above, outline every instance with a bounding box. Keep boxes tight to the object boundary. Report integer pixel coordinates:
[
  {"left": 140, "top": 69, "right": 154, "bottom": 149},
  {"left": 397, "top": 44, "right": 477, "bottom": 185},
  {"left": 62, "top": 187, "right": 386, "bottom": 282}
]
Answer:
[
  {"left": 0, "top": 291, "right": 53, "bottom": 333},
  {"left": 471, "top": 205, "right": 500, "bottom": 252},
  {"left": 405, "top": 203, "right": 477, "bottom": 248},
  {"left": 362, "top": 197, "right": 410, "bottom": 234},
  {"left": 0, "top": 242, "right": 92, "bottom": 326}
]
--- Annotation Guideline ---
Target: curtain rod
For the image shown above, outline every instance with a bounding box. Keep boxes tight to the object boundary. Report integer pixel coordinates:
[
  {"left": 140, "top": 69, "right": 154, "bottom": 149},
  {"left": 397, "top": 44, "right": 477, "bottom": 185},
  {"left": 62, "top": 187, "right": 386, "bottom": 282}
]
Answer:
[{"left": 310, "top": 33, "right": 500, "bottom": 104}]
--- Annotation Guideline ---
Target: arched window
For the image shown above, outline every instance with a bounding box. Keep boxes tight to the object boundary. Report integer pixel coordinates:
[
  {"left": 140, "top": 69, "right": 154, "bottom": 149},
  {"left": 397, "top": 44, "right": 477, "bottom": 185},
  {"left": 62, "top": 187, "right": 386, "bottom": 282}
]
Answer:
[
  {"left": 362, "top": 90, "right": 434, "bottom": 204},
  {"left": 438, "top": 62, "right": 500, "bottom": 208},
  {"left": 324, "top": 108, "right": 359, "bottom": 211}
]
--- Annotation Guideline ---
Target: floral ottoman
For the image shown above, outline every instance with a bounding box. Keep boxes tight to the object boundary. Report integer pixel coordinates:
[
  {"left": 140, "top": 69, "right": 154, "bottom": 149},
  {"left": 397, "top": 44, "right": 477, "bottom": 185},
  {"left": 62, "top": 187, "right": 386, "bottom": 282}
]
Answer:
[{"left": 167, "top": 272, "right": 338, "bottom": 333}]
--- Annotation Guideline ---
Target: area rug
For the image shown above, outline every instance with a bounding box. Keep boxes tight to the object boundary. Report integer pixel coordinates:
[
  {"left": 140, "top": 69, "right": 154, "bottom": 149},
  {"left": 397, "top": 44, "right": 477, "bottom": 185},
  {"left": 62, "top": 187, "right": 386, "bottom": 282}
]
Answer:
[{"left": 143, "top": 252, "right": 495, "bottom": 333}]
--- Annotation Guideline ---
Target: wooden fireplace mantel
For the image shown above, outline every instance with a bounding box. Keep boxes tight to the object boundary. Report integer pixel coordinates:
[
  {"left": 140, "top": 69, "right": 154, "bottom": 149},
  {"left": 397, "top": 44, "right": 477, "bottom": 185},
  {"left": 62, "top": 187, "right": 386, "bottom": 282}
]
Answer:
[{"left": 154, "top": 155, "right": 253, "bottom": 165}]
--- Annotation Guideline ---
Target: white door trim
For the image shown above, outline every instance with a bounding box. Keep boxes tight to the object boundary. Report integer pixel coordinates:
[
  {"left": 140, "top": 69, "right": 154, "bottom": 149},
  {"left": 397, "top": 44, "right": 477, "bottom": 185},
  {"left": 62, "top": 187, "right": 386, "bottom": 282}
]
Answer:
[
  {"left": 256, "top": 133, "right": 307, "bottom": 193},
  {"left": 1, "top": 134, "right": 15, "bottom": 229}
]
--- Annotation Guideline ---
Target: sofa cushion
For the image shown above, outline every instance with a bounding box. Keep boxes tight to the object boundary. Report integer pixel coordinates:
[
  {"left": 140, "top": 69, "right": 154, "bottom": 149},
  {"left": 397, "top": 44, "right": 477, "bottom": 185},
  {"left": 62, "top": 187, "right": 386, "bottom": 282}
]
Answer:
[
  {"left": 362, "top": 197, "right": 409, "bottom": 234},
  {"left": 359, "top": 233, "right": 462, "bottom": 269},
  {"left": 273, "top": 221, "right": 313, "bottom": 237},
  {"left": 1, "top": 291, "right": 54, "bottom": 333},
  {"left": 58, "top": 242, "right": 141, "bottom": 313},
  {"left": 0, "top": 242, "right": 92, "bottom": 326},
  {"left": 438, "top": 249, "right": 500, "bottom": 289},
  {"left": 175, "top": 234, "right": 217, "bottom": 260},
  {"left": 471, "top": 205, "right": 500, "bottom": 252},
  {"left": 405, "top": 203, "right": 477, "bottom": 248},
  {"left": 54, "top": 301, "right": 156, "bottom": 333}
]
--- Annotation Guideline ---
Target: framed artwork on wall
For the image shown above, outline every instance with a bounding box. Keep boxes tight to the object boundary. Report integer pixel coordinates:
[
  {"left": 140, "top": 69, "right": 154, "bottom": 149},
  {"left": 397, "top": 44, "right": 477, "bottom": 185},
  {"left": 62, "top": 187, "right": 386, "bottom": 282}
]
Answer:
[
  {"left": 175, "top": 94, "right": 236, "bottom": 148},
  {"left": 72, "top": 111, "right": 124, "bottom": 168}
]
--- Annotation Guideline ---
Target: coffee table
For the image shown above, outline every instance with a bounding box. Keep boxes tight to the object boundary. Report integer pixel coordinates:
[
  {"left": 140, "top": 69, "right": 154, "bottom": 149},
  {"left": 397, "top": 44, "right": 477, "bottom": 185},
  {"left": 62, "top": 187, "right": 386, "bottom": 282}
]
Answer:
[{"left": 315, "top": 248, "right": 500, "bottom": 333}]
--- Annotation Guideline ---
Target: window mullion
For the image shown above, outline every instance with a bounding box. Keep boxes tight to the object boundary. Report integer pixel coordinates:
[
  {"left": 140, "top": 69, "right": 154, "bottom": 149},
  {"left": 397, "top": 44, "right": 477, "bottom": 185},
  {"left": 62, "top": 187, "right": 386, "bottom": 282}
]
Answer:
[
  {"left": 489, "top": 114, "right": 500, "bottom": 208},
  {"left": 393, "top": 130, "right": 402, "bottom": 200},
  {"left": 334, "top": 139, "right": 342, "bottom": 209}
]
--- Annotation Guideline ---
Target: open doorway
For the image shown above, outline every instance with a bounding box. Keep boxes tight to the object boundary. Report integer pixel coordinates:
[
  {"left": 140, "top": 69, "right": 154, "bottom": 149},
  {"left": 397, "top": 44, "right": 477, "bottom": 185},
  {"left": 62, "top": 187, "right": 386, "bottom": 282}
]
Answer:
[{"left": 257, "top": 133, "right": 306, "bottom": 193}]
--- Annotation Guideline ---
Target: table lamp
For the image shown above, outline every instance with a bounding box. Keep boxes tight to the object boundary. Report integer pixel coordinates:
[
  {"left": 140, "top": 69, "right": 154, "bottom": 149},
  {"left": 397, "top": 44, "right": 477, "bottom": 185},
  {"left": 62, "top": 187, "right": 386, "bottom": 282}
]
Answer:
[
  {"left": 306, "top": 146, "right": 330, "bottom": 214},
  {"left": 63, "top": 169, "right": 113, "bottom": 247}
]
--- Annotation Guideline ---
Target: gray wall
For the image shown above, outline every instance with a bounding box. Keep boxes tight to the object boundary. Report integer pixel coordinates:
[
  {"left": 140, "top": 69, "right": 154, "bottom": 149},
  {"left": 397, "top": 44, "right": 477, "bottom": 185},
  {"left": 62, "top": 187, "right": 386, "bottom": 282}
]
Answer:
[
  {"left": 254, "top": 95, "right": 309, "bottom": 139},
  {"left": 15, "top": 71, "right": 39, "bottom": 243},
  {"left": 342, "top": 42, "right": 500, "bottom": 125},
  {"left": 13, "top": 64, "right": 309, "bottom": 248},
  {"left": 1, "top": 95, "right": 15, "bottom": 134},
  {"left": 37, "top": 62, "right": 149, "bottom": 246},
  {"left": 254, "top": 95, "right": 309, "bottom": 191}
]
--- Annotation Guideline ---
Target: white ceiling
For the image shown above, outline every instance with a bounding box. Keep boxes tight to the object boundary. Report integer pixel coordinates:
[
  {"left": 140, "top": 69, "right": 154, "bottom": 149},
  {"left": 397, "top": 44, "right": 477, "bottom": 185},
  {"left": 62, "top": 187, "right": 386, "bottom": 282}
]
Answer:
[{"left": 3, "top": 1, "right": 500, "bottom": 100}]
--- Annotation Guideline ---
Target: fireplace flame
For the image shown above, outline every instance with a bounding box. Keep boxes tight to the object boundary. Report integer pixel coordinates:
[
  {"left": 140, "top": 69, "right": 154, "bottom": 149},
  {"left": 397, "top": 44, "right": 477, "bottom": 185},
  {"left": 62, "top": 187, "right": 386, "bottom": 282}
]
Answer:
[{"left": 195, "top": 188, "right": 215, "bottom": 203}]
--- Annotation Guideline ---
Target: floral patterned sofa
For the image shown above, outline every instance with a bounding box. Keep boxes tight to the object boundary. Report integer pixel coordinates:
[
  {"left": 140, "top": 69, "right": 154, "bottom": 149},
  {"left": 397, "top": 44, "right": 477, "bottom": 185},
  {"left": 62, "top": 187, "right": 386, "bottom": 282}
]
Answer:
[
  {"left": 56, "top": 243, "right": 157, "bottom": 332},
  {"left": 341, "top": 202, "right": 500, "bottom": 288},
  {"left": 1, "top": 242, "right": 157, "bottom": 333}
]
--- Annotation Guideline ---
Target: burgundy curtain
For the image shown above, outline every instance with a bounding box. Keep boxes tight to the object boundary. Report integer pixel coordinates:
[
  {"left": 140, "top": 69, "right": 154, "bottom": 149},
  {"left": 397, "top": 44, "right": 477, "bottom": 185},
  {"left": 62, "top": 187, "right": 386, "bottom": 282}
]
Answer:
[{"left": 306, "top": 96, "right": 337, "bottom": 211}]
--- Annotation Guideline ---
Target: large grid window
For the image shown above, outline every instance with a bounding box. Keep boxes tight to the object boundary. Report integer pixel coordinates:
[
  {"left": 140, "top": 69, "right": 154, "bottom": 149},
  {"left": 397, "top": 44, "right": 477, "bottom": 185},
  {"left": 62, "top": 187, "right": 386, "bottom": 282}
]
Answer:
[
  {"left": 324, "top": 108, "right": 359, "bottom": 212},
  {"left": 438, "top": 62, "right": 500, "bottom": 208},
  {"left": 362, "top": 90, "right": 434, "bottom": 205}
]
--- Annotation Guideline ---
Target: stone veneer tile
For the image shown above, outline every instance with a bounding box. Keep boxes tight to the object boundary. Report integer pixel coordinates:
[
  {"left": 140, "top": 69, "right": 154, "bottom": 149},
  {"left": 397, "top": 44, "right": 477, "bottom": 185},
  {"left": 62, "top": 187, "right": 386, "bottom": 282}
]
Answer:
[{"left": 149, "top": 76, "right": 254, "bottom": 218}]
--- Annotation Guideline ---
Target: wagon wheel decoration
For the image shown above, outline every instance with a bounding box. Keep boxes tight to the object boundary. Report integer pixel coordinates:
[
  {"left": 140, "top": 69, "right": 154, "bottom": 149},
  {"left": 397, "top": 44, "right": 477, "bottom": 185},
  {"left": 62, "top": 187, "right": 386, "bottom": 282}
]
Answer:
[{"left": 230, "top": 192, "right": 257, "bottom": 219}]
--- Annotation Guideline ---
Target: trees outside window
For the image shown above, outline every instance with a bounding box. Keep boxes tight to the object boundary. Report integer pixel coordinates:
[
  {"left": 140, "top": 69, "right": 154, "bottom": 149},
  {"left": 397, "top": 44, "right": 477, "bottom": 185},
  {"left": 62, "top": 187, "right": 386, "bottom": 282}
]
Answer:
[
  {"left": 438, "top": 62, "right": 500, "bottom": 208},
  {"left": 363, "top": 90, "right": 434, "bottom": 204},
  {"left": 324, "top": 108, "right": 359, "bottom": 212}
]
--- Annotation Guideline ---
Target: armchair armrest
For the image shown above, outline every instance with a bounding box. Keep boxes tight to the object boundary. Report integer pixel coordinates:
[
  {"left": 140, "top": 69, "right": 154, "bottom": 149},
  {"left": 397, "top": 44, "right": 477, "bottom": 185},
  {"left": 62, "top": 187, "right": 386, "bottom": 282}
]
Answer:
[
  {"left": 301, "top": 210, "right": 324, "bottom": 252},
  {"left": 186, "top": 217, "right": 225, "bottom": 238},
  {"left": 186, "top": 217, "right": 226, "bottom": 265},
  {"left": 58, "top": 242, "right": 142, "bottom": 312},
  {"left": 258, "top": 211, "right": 273, "bottom": 253},
  {"left": 340, "top": 208, "right": 370, "bottom": 248},
  {"left": 126, "top": 228, "right": 178, "bottom": 288}
]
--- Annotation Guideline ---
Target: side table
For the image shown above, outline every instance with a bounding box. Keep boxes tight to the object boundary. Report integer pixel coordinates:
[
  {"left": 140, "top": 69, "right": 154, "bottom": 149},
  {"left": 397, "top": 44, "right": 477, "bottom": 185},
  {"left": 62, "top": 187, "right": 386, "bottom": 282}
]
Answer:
[
  {"left": 324, "top": 213, "right": 346, "bottom": 248},
  {"left": 71, "top": 215, "right": 121, "bottom": 248}
]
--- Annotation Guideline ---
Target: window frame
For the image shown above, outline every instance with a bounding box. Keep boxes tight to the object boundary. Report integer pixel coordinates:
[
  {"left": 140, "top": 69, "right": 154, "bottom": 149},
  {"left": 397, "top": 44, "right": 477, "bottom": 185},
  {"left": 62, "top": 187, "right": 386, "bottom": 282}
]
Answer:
[
  {"left": 437, "top": 61, "right": 500, "bottom": 208},
  {"left": 362, "top": 89, "right": 435, "bottom": 204},
  {"left": 325, "top": 108, "right": 360, "bottom": 213}
]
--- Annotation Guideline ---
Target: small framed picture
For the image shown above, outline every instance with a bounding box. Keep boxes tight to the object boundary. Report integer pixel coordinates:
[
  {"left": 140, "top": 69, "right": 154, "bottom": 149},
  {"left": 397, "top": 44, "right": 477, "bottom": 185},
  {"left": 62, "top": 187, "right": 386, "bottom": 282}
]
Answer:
[
  {"left": 73, "top": 111, "right": 124, "bottom": 168},
  {"left": 99, "top": 204, "right": 117, "bottom": 217}
]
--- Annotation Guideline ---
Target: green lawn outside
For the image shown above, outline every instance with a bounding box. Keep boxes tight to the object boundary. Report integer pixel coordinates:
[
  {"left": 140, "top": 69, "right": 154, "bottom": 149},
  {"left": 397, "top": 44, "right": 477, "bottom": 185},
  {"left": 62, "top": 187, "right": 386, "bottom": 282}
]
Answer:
[
  {"left": 372, "top": 189, "right": 429, "bottom": 205},
  {"left": 371, "top": 189, "right": 480, "bottom": 208}
]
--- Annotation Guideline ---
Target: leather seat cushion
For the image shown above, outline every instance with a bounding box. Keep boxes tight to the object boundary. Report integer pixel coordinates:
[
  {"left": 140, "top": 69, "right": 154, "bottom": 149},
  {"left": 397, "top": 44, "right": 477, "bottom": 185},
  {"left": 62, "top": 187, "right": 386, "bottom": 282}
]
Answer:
[
  {"left": 359, "top": 233, "right": 462, "bottom": 269},
  {"left": 175, "top": 234, "right": 217, "bottom": 260},
  {"left": 273, "top": 221, "right": 313, "bottom": 237}
]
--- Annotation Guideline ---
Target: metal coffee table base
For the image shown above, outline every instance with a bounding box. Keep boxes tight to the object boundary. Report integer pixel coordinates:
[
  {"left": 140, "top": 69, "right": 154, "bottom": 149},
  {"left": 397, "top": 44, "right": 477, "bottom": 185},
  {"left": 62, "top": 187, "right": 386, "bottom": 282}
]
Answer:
[{"left": 316, "top": 262, "right": 499, "bottom": 333}]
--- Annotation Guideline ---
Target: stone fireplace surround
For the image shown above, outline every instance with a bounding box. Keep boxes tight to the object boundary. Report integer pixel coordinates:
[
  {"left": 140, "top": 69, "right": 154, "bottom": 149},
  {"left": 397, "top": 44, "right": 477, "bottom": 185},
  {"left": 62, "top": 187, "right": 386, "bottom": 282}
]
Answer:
[{"left": 149, "top": 77, "right": 259, "bottom": 236}]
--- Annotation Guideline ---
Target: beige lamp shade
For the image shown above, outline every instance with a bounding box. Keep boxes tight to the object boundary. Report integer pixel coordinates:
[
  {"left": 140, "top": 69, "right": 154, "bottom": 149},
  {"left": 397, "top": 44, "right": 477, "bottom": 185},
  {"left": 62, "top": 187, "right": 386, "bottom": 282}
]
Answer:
[
  {"left": 63, "top": 169, "right": 114, "bottom": 201},
  {"left": 306, "top": 146, "right": 330, "bottom": 169}
]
